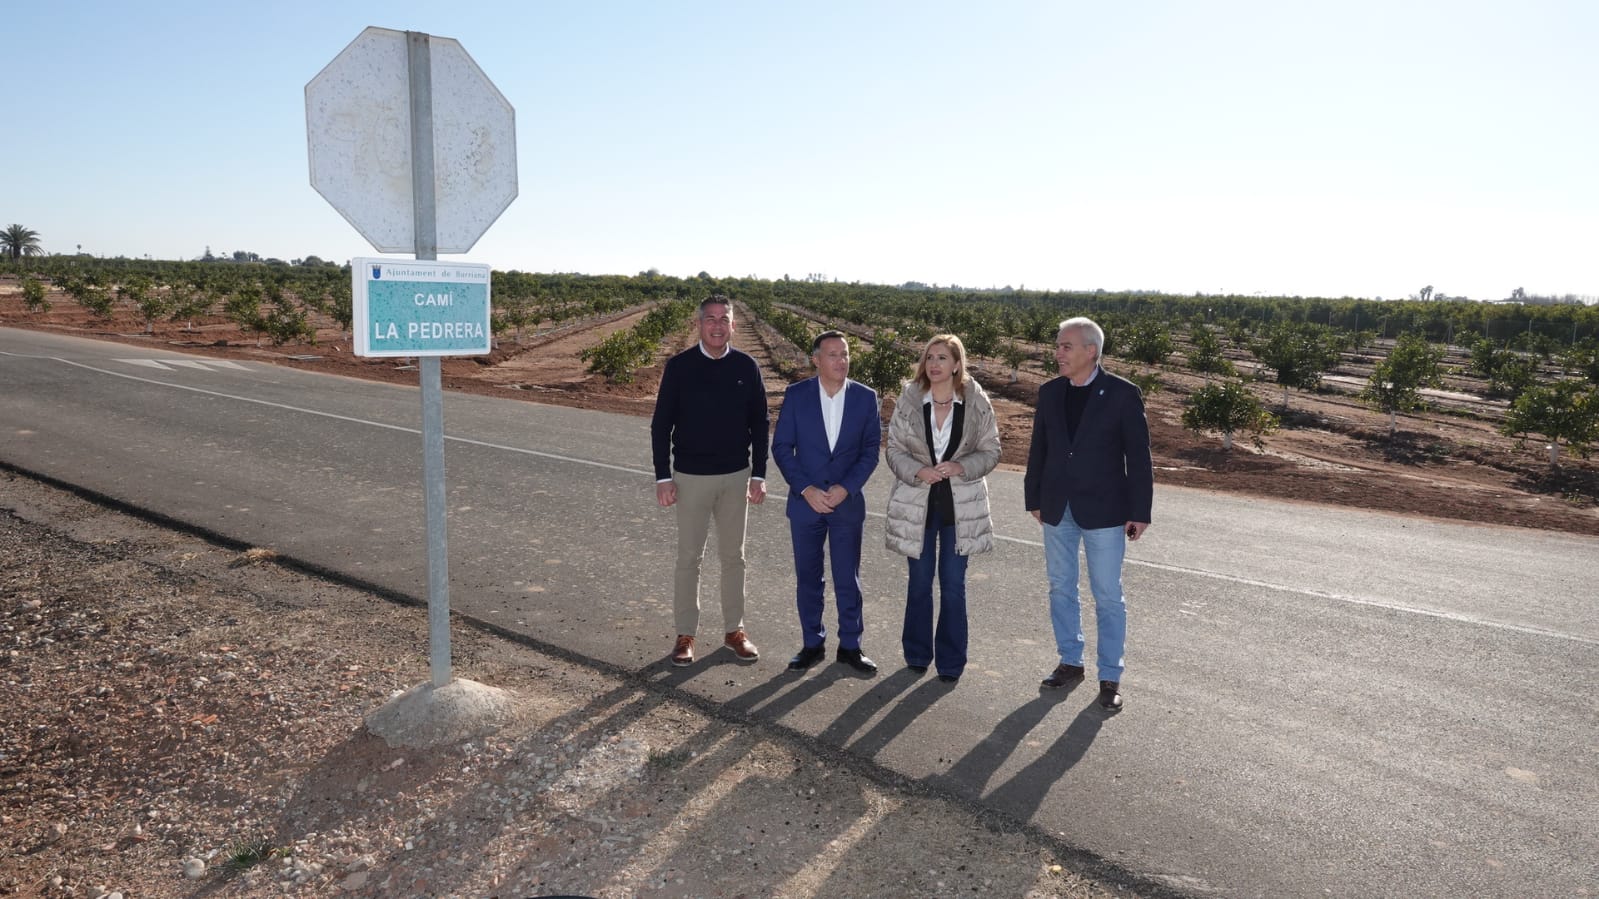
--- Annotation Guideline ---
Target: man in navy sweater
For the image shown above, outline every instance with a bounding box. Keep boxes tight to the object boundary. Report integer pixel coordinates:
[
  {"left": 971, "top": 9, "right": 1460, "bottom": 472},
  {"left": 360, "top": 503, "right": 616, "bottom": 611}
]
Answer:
[{"left": 650, "top": 296, "right": 770, "bottom": 667}]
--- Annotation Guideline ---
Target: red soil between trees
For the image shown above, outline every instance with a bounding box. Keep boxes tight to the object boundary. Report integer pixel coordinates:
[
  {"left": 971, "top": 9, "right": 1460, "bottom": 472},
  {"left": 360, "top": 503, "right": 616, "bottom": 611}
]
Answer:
[{"left": 3, "top": 283, "right": 1595, "bottom": 537}]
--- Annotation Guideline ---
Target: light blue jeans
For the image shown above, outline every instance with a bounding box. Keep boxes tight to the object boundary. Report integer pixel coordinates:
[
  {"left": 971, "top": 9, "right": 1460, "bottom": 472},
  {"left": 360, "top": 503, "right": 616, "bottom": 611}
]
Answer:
[{"left": 1043, "top": 510, "right": 1127, "bottom": 682}]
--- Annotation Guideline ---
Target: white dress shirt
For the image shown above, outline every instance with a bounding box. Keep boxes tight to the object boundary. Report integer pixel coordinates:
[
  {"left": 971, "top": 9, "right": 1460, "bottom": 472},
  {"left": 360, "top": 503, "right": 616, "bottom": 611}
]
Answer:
[{"left": 820, "top": 381, "right": 846, "bottom": 452}]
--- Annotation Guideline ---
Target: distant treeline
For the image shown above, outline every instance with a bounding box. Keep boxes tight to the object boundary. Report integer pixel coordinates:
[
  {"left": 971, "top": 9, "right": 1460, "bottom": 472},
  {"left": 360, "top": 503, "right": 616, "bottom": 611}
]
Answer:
[{"left": 5, "top": 255, "right": 1598, "bottom": 349}]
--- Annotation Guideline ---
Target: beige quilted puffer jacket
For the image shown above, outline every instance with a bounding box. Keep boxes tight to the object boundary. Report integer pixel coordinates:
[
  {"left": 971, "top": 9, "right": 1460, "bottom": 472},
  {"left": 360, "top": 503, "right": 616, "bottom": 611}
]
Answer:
[{"left": 884, "top": 378, "right": 1001, "bottom": 558}]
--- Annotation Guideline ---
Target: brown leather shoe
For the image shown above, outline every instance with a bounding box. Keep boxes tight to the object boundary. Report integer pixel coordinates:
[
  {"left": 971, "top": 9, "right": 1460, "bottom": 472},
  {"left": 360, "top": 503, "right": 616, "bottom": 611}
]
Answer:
[
  {"left": 724, "top": 630, "right": 759, "bottom": 662},
  {"left": 671, "top": 635, "right": 695, "bottom": 667},
  {"left": 1041, "top": 663, "right": 1086, "bottom": 688}
]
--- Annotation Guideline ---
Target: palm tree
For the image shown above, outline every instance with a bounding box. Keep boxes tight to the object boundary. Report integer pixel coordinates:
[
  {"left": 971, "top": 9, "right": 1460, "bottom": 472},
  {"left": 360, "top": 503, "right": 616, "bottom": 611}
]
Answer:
[{"left": 2, "top": 224, "right": 44, "bottom": 261}]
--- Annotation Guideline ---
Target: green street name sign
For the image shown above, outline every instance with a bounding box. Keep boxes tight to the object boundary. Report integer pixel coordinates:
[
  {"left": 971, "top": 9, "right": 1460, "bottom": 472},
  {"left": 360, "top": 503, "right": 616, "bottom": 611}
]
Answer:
[{"left": 353, "top": 258, "right": 492, "bottom": 357}]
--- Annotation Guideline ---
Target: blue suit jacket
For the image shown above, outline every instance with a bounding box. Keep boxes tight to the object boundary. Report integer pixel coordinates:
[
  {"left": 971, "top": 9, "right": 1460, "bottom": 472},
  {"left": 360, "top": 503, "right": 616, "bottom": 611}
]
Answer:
[
  {"left": 1023, "top": 368, "right": 1153, "bottom": 530},
  {"left": 771, "top": 377, "right": 881, "bottom": 524}
]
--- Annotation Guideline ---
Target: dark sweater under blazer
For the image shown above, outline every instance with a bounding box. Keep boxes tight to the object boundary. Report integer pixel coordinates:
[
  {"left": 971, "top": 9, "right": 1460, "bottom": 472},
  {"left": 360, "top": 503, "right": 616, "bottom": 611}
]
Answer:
[{"left": 1023, "top": 367, "right": 1154, "bottom": 530}]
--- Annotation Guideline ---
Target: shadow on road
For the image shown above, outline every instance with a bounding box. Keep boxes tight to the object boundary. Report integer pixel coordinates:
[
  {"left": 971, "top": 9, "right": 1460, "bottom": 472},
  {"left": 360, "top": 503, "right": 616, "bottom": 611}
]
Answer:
[{"left": 983, "top": 703, "right": 1107, "bottom": 822}]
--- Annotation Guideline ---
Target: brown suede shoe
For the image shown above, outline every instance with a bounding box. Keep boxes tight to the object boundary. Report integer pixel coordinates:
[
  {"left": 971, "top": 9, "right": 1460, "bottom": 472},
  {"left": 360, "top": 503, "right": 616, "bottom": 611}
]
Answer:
[
  {"left": 671, "top": 635, "right": 695, "bottom": 667},
  {"left": 724, "top": 630, "right": 759, "bottom": 662}
]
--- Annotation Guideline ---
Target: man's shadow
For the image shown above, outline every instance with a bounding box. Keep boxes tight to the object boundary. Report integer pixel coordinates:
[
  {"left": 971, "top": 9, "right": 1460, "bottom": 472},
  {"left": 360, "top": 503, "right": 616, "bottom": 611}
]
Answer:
[
  {"left": 982, "top": 702, "right": 1107, "bottom": 822},
  {"left": 723, "top": 657, "right": 855, "bottom": 722},
  {"left": 932, "top": 685, "right": 1081, "bottom": 798},
  {"left": 845, "top": 676, "right": 957, "bottom": 759}
]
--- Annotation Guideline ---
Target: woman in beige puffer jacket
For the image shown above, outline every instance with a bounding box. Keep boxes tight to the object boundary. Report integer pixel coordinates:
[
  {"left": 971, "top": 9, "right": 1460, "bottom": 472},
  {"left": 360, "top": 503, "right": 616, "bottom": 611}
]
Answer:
[{"left": 884, "top": 335, "right": 1001, "bottom": 682}]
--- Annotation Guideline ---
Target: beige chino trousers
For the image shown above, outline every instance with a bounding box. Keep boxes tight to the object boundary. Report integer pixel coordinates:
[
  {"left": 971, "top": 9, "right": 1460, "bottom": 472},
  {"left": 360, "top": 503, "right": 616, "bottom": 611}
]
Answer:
[{"left": 671, "top": 467, "right": 752, "bottom": 636}]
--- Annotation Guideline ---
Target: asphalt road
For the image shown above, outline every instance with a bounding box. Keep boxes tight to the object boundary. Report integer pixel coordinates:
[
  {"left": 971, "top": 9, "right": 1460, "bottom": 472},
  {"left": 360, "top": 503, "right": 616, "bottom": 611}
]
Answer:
[{"left": 4, "top": 327, "right": 1596, "bottom": 898}]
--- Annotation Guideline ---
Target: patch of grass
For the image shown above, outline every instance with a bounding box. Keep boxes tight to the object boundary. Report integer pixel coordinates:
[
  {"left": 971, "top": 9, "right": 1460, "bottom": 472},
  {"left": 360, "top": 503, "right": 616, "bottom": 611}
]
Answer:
[
  {"left": 646, "top": 747, "right": 692, "bottom": 771},
  {"left": 221, "top": 837, "right": 287, "bottom": 874},
  {"left": 1433, "top": 407, "right": 1501, "bottom": 427},
  {"left": 227, "top": 547, "right": 280, "bottom": 568}
]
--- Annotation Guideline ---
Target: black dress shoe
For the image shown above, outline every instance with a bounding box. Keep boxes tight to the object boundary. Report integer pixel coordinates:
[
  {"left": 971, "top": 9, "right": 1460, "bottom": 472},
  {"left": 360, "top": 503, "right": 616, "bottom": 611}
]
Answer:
[
  {"left": 937, "top": 674, "right": 959, "bottom": 684},
  {"left": 788, "top": 644, "right": 826, "bottom": 671},
  {"left": 906, "top": 663, "right": 929, "bottom": 674},
  {"left": 1098, "top": 680, "right": 1123, "bottom": 711},
  {"left": 1041, "top": 663, "right": 1085, "bottom": 688},
  {"left": 836, "top": 647, "right": 878, "bottom": 674}
]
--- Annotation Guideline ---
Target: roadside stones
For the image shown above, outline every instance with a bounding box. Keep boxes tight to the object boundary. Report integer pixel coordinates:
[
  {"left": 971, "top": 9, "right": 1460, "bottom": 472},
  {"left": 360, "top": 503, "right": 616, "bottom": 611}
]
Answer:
[
  {"left": 284, "top": 856, "right": 322, "bottom": 885},
  {"left": 182, "top": 857, "right": 206, "bottom": 878}
]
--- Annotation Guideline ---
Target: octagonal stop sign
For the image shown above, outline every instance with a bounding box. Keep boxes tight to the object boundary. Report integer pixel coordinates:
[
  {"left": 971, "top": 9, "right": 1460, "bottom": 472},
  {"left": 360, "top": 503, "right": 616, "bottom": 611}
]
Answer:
[{"left": 306, "top": 27, "right": 517, "bottom": 254}]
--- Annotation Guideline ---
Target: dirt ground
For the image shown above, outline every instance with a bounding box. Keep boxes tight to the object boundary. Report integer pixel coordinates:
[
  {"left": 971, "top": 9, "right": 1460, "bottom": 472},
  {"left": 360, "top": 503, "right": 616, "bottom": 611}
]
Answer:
[{"left": 0, "top": 473, "right": 1139, "bottom": 899}]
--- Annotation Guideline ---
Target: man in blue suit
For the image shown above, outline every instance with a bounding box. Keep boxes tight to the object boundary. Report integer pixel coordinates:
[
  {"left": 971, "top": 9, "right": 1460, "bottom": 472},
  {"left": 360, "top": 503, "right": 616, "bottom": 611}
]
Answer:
[
  {"left": 1024, "top": 317, "right": 1153, "bottom": 711},
  {"left": 772, "top": 330, "right": 883, "bottom": 674}
]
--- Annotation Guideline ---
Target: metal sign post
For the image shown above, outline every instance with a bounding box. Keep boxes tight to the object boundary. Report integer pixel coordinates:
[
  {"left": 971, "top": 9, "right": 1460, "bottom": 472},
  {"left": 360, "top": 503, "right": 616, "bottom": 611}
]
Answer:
[
  {"left": 406, "top": 31, "right": 453, "bottom": 689},
  {"left": 308, "top": 27, "right": 516, "bottom": 690}
]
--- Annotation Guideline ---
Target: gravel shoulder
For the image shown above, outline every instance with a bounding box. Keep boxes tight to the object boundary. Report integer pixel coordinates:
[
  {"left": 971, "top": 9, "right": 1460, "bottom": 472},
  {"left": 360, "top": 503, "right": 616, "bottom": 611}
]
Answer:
[{"left": 1, "top": 470, "right": 1141, "bottom": 899}]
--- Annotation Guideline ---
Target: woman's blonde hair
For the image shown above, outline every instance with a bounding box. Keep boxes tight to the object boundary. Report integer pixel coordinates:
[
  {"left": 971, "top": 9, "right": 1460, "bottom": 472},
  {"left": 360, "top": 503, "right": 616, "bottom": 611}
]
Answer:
[{"left": 912, "top": 334, "right": 970, "bottom": 393}]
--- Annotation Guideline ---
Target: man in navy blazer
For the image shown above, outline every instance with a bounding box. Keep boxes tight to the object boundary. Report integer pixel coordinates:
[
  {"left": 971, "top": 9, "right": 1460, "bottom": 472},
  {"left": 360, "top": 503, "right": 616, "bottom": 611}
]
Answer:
[
  {"left": 1024, "top": 317, "right": 1153, "bottom": 711},
  {"left": 771, "top": 330, "right": 883, "bottom": 674}
]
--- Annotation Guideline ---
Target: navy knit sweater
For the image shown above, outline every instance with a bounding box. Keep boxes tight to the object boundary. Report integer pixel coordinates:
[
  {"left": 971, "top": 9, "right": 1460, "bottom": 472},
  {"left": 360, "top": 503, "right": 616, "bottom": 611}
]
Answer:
[{"left": 650, "top": 345, "right": 770, "bottom": 480}]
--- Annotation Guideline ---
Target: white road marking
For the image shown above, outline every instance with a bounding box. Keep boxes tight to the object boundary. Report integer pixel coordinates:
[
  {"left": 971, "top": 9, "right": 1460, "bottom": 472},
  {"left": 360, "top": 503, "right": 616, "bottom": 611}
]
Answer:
[{"left": 115, "top": 358, "right": 250, "bottom": 372}]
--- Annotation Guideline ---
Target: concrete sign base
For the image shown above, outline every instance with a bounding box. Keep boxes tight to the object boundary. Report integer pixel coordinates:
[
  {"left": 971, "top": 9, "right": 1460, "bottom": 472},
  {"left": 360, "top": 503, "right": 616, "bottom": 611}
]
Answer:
[{"left": 365, "top": 678, "right": 513, "bottom": 750}]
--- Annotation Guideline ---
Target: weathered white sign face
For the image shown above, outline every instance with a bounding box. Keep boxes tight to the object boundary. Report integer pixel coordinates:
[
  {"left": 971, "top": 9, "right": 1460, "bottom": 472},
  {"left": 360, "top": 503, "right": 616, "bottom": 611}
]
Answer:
[
  {"left": 306, "top": 27, "right": 517, "bottom": 254},
  {"left": 353, "top": 257, "right": 492, "bottom": 357}
]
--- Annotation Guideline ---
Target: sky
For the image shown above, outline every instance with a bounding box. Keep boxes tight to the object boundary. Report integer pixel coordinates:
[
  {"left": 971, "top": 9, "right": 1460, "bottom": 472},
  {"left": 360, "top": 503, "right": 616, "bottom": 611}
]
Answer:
[{"left": 10, "top": 1, "right": 1597, "bottom": 301}]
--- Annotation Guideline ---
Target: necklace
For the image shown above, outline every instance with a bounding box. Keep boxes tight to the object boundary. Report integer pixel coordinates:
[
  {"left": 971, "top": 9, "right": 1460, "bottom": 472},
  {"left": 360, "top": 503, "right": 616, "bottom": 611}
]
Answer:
[{"left": 931, "top": 395, "right": 954, "bottom": 406}]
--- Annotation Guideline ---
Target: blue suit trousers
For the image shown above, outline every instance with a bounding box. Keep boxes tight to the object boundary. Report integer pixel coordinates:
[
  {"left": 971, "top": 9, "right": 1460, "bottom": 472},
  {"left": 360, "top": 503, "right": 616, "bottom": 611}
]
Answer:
[{"left": 790, "top": 512, "right": 865, "bottom": 650}]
